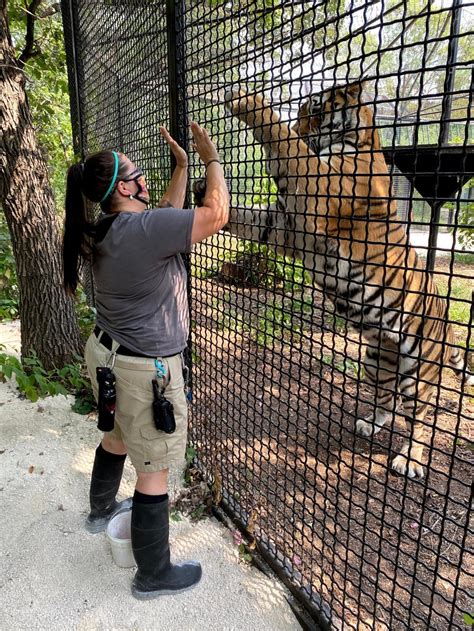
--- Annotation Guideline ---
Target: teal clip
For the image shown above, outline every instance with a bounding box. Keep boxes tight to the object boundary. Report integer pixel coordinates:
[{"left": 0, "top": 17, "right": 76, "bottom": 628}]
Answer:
[{"left": 154, "top": 358, "right": 166, "bottom": 379}]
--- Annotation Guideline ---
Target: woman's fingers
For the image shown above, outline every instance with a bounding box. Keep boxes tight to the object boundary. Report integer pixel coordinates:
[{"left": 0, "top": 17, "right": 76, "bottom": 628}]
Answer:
[
  {"left": 159, "top": 125, "right": 188, "bottom": 168},
  {"left": 190, "top": 122, "right": 219, "bottom": 164},
  {"left": 190, "top": 121, "right": 203, "bottom": 140},
  {"left": 160, "top": 126, "right": 176, "bottom": 145},
  {"left": 191, "top": 124, "right": 211, "bottom": 148}
]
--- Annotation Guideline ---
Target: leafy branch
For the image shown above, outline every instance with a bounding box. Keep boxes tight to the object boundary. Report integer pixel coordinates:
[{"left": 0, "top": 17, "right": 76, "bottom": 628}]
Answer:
[{"left": 17, "top": 0, "right": 42, "bottom": 68}]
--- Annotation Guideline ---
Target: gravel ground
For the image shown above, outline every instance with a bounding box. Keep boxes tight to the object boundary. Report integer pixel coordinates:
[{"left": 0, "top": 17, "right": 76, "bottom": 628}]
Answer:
[{"left": 0, "top": 321, "right": 301, "bottom": 630}]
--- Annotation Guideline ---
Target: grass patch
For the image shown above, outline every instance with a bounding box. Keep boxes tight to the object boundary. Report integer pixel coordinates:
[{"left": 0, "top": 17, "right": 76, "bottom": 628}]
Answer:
[
  {"left": 434, "top": 274, "right": 473, "bottom": 329},
  {"left": 454, "top": 252, "right": 474, "bottom": 265}
]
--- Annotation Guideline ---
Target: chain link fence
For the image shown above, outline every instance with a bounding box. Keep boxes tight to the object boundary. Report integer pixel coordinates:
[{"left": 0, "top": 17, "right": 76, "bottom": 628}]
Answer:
[{"left": 62, "top": 1, "right": 473, "bottom": 628}]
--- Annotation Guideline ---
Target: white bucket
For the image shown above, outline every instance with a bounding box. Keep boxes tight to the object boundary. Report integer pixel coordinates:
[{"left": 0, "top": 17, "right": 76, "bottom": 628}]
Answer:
[{"left": 106, "top": 509, "right": 135, "bottom": 568}]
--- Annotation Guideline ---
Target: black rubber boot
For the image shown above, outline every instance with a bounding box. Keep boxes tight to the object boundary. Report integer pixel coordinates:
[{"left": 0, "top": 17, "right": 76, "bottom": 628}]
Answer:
[
  {"left": 85, "top": 444, "right": 132, "bottom": 534},
  {"left": 131, "top": 497, "right": 202, "bottom": 599}
]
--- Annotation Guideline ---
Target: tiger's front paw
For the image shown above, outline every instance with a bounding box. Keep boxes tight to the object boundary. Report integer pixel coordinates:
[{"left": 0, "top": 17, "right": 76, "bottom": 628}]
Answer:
[
  {"left": 392, "top": 454, "right": 424, "bottom": 479},
  {"left": 224, "top": 88, "right": 264, "bottom": 117}
]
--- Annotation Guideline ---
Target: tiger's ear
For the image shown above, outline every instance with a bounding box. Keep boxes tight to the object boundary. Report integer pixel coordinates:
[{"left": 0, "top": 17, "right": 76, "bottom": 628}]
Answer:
[{"left": 346, "top": 81, "right": 365, "bottom": 99}]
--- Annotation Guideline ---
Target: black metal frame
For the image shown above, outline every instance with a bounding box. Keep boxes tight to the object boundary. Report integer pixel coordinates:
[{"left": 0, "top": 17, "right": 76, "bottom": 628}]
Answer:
[{"left": 62, "top": 2, "right": 473, "bottom": 628}]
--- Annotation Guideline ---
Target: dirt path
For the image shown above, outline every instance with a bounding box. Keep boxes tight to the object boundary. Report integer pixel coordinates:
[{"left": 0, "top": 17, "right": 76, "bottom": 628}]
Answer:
[{"left": 0, "top": 321, "right": 300, "bottom": 630}]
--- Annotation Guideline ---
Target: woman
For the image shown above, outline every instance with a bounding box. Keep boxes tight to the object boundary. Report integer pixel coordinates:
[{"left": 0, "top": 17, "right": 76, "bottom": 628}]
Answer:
[{"left": 62, "top": 122, "right": 229, "bottom": 599}]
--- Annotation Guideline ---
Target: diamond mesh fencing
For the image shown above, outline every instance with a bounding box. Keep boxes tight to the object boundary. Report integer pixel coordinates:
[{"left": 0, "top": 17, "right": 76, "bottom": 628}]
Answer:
[{"left": 62, "top": 1, "right": 473, "bottom": 628}]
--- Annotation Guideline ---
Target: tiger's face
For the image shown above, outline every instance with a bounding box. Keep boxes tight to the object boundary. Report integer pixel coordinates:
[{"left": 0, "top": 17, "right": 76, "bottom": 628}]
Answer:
[{"left": 293, "top": 82, "right": 378, "bottom": 154}]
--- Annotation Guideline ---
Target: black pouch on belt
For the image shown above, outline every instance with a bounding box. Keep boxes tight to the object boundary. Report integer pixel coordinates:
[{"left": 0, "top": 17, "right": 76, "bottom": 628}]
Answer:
[
  {"left": 152, "top": 379, "right": 176, "bottom": 434},
  {"left": 96, "top": 366, "right": 116, "bottom": 432}
]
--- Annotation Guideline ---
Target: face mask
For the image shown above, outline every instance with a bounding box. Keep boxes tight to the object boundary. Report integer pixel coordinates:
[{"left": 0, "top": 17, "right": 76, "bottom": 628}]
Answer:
[{"left": 123, "top": 168, "right": 149, "bottom": 206}]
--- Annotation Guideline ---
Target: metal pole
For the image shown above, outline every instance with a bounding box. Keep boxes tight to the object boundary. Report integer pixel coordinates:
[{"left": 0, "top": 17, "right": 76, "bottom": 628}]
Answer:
[
  {"left": 439, "top": 0, "right": 462, "bottom": 146},
  {"left": 427, "top": 0, "right": 462, "bottom": 272},
  {"left": 166, "top": 0, "right": 189, "bottom": 179},
  {"left": 60, "top": 0, "right": 85, "bottom": 160},
  {"left": 166, "top": 0, "right": 193, "bottom": 390}
]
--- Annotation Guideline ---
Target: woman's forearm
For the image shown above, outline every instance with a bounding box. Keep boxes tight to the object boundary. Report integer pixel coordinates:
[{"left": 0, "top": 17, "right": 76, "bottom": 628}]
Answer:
[{"left": 158, "top": 165, "right": 187, "bottom": 208}]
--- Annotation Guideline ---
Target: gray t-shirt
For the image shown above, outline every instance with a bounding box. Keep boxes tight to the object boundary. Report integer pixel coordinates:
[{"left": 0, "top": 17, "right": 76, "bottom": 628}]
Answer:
[{"left": 93, "top": 208, "right": 195, "bottom": 356}]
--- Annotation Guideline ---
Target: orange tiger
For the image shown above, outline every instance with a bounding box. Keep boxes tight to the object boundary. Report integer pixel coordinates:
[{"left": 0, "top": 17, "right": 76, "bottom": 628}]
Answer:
[{"left": 223, "top": 83, "right": 473, "bottom": 479}]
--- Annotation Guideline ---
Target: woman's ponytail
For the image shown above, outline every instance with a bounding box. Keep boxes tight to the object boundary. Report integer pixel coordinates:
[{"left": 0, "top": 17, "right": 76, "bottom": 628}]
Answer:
[
  {"left": 63, "top": 163, "right": 93, "bottom": 296},
  {"left": 62, "top": 150, "right": 129, "bottom": 296}
]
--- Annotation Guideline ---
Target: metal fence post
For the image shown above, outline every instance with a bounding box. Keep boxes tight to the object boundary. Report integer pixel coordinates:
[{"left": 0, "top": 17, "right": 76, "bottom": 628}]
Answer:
[
  {"left": 60, "top": 0, "right": 85, "bottom": 160},
  {"left": 426, "top": 0, "right": 462, "bottom": 272},
  {"left": 166, "top": 0, "right": 189, "bottom": 183},
  {"left": 166, "top": 0, "right": 193, "bottom": 388}
]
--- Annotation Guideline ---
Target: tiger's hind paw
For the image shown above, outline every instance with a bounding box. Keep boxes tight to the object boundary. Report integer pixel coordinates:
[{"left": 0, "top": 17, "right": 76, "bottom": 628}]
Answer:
[
  {"left": 392, "top": 454, "right": 424, "bottom": 479},
  {"left": 355, "top": 418, "right": 382, "bottom": 437}
]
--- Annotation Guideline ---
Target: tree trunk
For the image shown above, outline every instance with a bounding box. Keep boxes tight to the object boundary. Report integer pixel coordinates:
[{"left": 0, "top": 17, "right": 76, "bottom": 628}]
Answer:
[{"left": 0, "top": 1, "right": 82, "bottom": 369}]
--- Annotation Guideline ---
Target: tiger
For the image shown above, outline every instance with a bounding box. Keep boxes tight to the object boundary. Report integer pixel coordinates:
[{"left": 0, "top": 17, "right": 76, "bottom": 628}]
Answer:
[{"left": 223, "top": 82, "right": 473, "bottom": 479}]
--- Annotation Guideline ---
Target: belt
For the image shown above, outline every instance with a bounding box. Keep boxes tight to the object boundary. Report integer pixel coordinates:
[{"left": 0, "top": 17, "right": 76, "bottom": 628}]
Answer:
[{"left": 94, "top": 326, "right": 157, "bottom": 359}]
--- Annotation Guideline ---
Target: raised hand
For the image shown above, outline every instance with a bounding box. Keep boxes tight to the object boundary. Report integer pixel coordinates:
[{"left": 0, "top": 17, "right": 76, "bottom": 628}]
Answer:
[
  {"left": 190, "top": 121, "right": 220, "bottom": 166},
  {"left": 159, "top": 126, "right": 188, "bottom": 168}
]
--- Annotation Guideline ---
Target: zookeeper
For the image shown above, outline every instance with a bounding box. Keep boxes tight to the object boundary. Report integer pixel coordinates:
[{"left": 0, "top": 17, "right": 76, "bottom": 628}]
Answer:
[{"left": 62, "top": 122, "right": 229, "bottom": 599}]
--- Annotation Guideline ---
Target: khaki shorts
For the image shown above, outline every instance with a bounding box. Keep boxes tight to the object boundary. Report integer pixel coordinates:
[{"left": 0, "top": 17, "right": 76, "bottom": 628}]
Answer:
[{"left": 84, "top": 333, "right": 188, "bottom": 473}]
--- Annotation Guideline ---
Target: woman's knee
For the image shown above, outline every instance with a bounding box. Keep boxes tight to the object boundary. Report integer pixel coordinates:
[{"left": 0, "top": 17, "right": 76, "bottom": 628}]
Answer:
[
  {"left": 136, "top": 469, "right": 169, "bottom": 495},
  {"left": 101, "top": 434, "right": 127, "bottom": 455}
]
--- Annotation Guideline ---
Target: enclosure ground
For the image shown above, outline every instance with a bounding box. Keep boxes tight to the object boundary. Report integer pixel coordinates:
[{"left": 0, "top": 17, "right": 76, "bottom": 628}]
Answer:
[
  {"left": 190, "top": 242, "right": 474, "bottom": 631},
  {"left": 0, "top": 321, "right": 300, "bottom": 631}
]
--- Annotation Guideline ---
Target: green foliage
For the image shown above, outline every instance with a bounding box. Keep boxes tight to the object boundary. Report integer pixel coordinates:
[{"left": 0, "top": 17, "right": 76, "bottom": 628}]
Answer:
[
  {"left": 442, "top": 179, "right": 474, "bottom": 249},
  {"left": 255, "top": 294, "right": 312, "bottom": 347},
  {"left": 456, "top": 438, "right": 474, "bottom": 454},
  {"left": 169, "top": 508, "right": 183, "bottom": 522},
  {"left": 0, "top": 215, "right": 19, "bottom": 320},
  {"left": 0, "top": 349, "right": 95, "bottom": 413},
  {"left": 324, "top": 312, "right": 347, "bottom": 334},
  {"left": 322, "top": 353, "right": 360, "bottom": 378},
  {"left": 457, "top": 199, "right": 474, "bottom": 250},
  {"left": 435, "top": 268, "right": 473, "bottom": 330},
  {"left": 237, "top": 543, "right": 253, "bottom": 564},
  {"left": 183, "top": 445, "right": 199, "bottom": 487},
  {"left": 75, "top": 289, "right": 96, "bottom": 342},
  {"left": 8, "top": 1, "right": 74, "bottom": 213},
  {"left": 252, "top": 175, "right": 278, "bottom": 206},
  {"left": 213, "top": 274, "right": 313, "bottom": 350},
  {"left": 231, "top": 240, "right": 311, "bottom": 290},
  {"left": 453, "top": 252, "right": 474, "bottom": 265},
  {"left": 186, "top": 445, "right": 197, "bottom": 464},
  {"left": 463, "top": 612, "right": 474, "bottom": 626}
]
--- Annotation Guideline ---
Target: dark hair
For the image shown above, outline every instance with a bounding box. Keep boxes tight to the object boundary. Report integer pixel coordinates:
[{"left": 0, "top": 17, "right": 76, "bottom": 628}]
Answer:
[{"left": 62, "top": 150, "right": 129, "bottom": 295}]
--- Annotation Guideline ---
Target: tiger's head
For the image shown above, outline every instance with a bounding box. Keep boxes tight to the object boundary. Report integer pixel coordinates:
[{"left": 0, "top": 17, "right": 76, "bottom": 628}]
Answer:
[{"left": 293, "top": 82, "right": 381, "bottom": 155}]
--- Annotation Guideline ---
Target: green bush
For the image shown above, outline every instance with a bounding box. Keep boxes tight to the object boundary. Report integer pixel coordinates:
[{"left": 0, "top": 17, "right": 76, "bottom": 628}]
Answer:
[
  {"left": 0, "top": 349, "right": 95, "bottom": 413},
  {"left": 75, "top": 288, "right": 96, "bottom": 343},
  {"left": 457, "top": 199, "right": 474, "bottom": 249}
]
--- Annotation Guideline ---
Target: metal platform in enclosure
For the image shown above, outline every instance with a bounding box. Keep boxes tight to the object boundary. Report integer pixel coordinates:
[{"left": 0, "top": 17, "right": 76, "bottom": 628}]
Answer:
[
  {"left": 384, "top": 145, "right": 474, "bottom": 268},
  {"left": 383, "top": 145, "right": 474, "bottom": 202}
]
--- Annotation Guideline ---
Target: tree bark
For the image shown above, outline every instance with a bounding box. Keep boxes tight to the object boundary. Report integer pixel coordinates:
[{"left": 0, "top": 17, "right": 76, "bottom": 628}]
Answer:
[{"left": 0, "top": 1, "right": 83, "bottom": 369}]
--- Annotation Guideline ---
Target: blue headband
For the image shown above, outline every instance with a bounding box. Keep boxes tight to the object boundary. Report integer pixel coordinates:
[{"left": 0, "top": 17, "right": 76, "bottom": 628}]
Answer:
[{"left": 100, "top": 151, "right": 119, "bottom": 202}]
